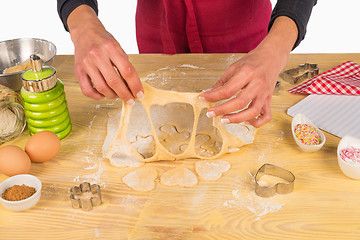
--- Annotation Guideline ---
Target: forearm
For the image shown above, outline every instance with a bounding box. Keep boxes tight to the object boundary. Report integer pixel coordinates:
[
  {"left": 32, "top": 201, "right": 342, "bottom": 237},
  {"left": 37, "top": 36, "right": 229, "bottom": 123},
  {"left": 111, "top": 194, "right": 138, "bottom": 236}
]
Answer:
[
  {"left": 57, "top": 0, "right": 98, "bottom": 31},
  {"left": 67, "top": 5, "right": 104, "bottom": 40},
  {"left": 269, "top": 0, "right": 317, "bottom": 49},
  {"left": 260, "top": 16, "right": 298, "bottom": 56},
  {"left": 253, "top": 16, "right": 298, "bottom": 72}
]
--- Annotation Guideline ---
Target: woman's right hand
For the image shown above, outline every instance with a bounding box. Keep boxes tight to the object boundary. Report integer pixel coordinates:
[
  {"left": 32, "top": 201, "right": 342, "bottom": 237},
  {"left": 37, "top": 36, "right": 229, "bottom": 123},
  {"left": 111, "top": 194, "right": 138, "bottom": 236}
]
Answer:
[{"left": 67, "top": 5, "right": 143, "bottom": 104}]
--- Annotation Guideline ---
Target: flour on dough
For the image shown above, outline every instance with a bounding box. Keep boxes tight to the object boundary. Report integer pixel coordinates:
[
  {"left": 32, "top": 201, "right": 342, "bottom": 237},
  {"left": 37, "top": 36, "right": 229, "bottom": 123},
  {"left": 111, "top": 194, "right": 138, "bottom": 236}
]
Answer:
[
  {"left": 122, "top": 167, "right": 158, "bottom": 192},
  {"left": 104, "top": 81, "right": 256, "bottom": 166},
  {"left": 195, "top": 160, "right": 231, "bottom": 180},
  {"left": 102, "top": 66, "right": 255, "bottom": 192},
  {"left": 102, "top": 109, "right": 144, "bottom": 168},
  {"left": 160, "top": 167, "right": 198, "bottom": 187}
]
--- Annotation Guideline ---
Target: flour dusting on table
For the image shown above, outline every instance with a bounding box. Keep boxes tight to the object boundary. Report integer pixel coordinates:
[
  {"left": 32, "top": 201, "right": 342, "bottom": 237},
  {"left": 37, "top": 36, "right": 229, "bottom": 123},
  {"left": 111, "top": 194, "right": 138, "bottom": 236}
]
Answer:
[
  {"left": 223, "top": 173, "right": 285, "bottom": 220},
  {"left": 73, "top": 103, "right": 108, "bottom": 187}
]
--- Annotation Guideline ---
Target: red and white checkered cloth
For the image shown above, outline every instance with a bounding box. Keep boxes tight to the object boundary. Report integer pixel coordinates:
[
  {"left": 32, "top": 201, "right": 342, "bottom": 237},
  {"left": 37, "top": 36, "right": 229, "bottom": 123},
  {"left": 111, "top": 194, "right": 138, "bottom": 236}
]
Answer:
[{"left": 288, "top": 61, "right": 360, "bottom": 95}]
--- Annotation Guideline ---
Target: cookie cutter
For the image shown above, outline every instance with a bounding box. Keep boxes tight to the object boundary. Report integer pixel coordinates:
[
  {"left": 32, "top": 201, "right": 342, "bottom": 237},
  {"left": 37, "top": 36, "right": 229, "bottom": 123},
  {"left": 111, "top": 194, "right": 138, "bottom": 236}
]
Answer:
[
  {"left": 280, "top": 63, "right": 319, "bottom": 84},
  {"left": 70, "top": 182, "right": 102, "bottom": 211},
  {"left": 254, "top": 164, "right": 295, "bottom": 198},
  {"left": 273, "top": 80, "right": 281, "bottom": 95}
]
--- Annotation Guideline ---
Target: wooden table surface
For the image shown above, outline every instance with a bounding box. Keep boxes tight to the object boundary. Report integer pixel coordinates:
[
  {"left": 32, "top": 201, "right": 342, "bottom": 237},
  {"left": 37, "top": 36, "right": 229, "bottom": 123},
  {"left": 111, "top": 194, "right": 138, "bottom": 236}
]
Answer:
[{"left": 1, "top": 53, "right": 360, "bottom": 239}]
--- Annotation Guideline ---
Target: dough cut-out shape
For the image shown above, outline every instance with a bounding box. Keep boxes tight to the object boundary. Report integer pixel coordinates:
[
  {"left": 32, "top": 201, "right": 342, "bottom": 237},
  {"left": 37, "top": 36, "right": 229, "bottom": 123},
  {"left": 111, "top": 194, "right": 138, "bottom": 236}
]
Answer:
[
  {"left": 160, "top": 167, "right": 198, "bottom": 187},
  {"left": 130, "top": 135, "right": 156, "bottom": 159},
  {"left": 104, "top": 81, "right": 256, "bottom": 166},
  {"left": 158, "top": 124, "right": 191, "bottom": 155},
  {"left": 102, "top": 109, "right": 144, "bottom": 168},
  {"left": 122, "top": 167, "right": 158, "bottom": 192},
  {"left": 195, "top": 160, "right": 231, "bottom": 180}
]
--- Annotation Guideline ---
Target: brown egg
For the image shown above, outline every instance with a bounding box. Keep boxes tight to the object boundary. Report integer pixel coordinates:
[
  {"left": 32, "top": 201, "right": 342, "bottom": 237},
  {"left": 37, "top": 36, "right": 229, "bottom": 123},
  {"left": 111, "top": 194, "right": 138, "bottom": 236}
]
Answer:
[
  {"left": 25, "top": 131, "right": 61, "bottom": 163},
  {"left": 0, "top": 145, "right": 31, "bottom": 176}
]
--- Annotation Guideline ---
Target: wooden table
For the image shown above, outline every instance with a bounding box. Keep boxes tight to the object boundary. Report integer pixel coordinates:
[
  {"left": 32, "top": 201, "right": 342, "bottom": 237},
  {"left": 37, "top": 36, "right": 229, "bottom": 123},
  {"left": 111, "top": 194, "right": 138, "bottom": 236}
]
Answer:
[{"left": 1, "top": 54, "right": 360, "bottom": 239}]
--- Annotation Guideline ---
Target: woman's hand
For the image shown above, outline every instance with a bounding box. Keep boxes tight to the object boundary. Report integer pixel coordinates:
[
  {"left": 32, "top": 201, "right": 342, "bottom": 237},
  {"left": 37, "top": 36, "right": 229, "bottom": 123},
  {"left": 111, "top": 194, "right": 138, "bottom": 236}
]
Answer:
[
  {"left": 67, "top": 5, "right": 143, "bottom": 104},
  {"left": 200, "top": 16, "right": 298, "bottom": 128}
]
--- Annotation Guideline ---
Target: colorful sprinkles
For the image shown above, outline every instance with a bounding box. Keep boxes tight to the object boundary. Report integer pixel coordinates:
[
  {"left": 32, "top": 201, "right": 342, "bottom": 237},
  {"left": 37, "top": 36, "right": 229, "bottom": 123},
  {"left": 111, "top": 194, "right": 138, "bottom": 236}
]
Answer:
[
  {"left": 294, "top": 123, "right": 321, "bottom": 145},
  {"left": 340, "top": 146, "right": 360, "bottom": 165}
]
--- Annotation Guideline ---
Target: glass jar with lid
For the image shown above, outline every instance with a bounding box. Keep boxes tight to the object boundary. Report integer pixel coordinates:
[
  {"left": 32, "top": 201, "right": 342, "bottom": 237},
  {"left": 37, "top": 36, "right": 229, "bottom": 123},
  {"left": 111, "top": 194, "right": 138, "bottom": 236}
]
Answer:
[{"left": 0, "top": 84, "right": 26, "bottom": 142}]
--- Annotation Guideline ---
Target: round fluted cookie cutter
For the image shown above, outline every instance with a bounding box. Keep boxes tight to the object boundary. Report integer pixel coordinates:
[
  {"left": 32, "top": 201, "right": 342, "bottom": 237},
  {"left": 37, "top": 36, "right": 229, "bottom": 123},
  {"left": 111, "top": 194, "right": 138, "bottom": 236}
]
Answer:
[
  {"left": 70, "top": 182, "right": 102, "bottom": 211},
  {"left": 254, "top": 164, "right": 295, "bottom": 198}
]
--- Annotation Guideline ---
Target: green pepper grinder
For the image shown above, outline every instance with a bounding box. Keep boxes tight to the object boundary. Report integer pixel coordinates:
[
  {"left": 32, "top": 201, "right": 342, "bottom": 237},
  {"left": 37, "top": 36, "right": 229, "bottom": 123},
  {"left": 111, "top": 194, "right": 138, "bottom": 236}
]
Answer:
[{"left": 20, "top": 54, "right": 72, "bottom": 139}]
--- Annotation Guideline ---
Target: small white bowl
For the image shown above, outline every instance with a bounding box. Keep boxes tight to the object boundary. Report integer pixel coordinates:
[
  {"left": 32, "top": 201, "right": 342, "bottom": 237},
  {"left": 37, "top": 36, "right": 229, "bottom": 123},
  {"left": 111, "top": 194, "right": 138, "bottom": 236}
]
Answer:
[
  {"left": 337, "top": 135, "right": 360, "bottom": 180},
  {"left": 0, "top": 174, "right": 42, "bottom": 211},
  {"left": 291, "top": 113, "right": 326, "bottom": 152}
]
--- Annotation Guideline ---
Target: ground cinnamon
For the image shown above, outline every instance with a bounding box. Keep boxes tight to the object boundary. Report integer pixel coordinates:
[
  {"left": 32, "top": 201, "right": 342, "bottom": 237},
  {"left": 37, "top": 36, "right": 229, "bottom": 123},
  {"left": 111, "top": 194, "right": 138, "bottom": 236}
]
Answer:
[{"left": 2, "top": 184, "right": 36, "bottom": 201}]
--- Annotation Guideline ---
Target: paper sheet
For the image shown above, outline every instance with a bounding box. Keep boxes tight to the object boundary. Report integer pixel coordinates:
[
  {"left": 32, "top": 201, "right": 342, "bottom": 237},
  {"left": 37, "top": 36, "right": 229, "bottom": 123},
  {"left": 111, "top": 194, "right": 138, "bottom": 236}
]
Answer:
[{"left": 287, "top": 94, "right": 360, "bottom": 139}]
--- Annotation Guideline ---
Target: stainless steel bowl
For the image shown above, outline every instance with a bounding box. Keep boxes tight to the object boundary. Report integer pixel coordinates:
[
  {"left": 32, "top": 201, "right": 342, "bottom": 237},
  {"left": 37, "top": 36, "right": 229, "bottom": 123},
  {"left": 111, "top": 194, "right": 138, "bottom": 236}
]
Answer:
[{"left": 0, "top": 38, "right": 56, "bottom": 91}]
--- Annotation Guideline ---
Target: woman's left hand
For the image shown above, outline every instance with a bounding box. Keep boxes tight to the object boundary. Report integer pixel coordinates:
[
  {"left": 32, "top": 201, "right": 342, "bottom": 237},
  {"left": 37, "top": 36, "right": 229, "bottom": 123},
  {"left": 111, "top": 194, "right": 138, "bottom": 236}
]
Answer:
[{"left": 199, "top": 16, "right": 298, "bottom": 128}]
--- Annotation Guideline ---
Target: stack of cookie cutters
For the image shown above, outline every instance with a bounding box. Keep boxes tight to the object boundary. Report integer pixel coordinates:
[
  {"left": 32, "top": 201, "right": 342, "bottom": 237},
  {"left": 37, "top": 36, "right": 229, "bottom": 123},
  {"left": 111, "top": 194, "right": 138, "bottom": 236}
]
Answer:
[
  {"left": 70, "top": 182, "right": 102, "bottom": 211},
  {"left": 254, "top": 164, "right": 295, "bottom": 198},
  {"left": 280, "top": 63, "right": 319, "bottom": 84}
]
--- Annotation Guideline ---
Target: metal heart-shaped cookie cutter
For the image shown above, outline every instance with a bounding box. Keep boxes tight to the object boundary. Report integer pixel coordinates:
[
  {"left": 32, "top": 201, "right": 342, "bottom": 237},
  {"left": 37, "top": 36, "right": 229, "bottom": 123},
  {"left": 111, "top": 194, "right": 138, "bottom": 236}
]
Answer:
[
  {"left": 70, "top": 182, "right": 102, "bottom": 211},
  {"left": 254, "top": 164, "right": 295, "bottom": 198},
  {"left": 280, "top": 63, "right": 319, "bottom": 84}
]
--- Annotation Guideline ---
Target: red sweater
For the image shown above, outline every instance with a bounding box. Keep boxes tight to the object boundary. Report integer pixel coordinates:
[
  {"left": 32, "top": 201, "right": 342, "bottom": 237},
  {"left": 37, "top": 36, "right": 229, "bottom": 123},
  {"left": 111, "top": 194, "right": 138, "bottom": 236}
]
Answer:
[
  {"left": 57, "top": 0, "right": 317, "bottom": 53},
  {"left": 135, "top": 0, "right": 271, "bottom": 54}
]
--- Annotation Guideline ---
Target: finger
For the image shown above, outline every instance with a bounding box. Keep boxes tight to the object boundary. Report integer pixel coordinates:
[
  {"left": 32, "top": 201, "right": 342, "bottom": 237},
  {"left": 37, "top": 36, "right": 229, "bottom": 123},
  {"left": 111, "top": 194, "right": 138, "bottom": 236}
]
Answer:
[
  {"left": 220, "top": 95, "right": 267, "bottom": 124},
  {"left": 206, "top": 92, "right": 252, "bottom": 118},
  {"left": 94, "top": 58, "right": 135, "bottom": 102},
  {"left": 207, "top": 78, "right": 264, "bottom": 117},
  {"left": 83, "top": 61, "right": 118, "bottom": 99},
  {"left": 201, "top": 70, "right": 252, "bottom": 103},
  {"left": 75, "top": 65, "right": 104, "bottom": 100},
  {"left": 110, "top": 52, "right": 144, "bottom": 100},
  {"left": 204, "top": 64, "right": 237, "bottom": 92},
  {"left": 246, "top": 97, "right": 272, "bottom": 128}
]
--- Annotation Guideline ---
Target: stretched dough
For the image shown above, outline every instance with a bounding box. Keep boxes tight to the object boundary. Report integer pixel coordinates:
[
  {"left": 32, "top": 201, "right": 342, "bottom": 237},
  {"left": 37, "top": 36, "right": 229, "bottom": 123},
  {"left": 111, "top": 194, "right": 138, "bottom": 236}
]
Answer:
[
  {"left": 195, "top": 160, "right": 231, "bottom": 180},
  {"left": 102, "top": 67, "right": 255, "bottom": 192},
  {"left": 102, "top": 109, "right": 144, "bottom": 168},
  {"left": 160, "top": 167, "right": 198, "bottom": 187},
  {"left": 104, "top": 82, "right": 256, "bottom": 166},
  {"left": 122, "top": 167, "right": 158, "bottom": 192}
]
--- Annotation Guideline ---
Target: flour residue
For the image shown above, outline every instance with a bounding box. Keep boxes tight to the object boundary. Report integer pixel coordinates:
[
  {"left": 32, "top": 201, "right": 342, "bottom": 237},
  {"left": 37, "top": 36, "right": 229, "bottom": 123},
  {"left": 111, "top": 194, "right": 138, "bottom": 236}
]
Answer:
[
  {"left": 257, "top": 129, "right": 284, "bottom": 165},
  {"left": 225, "top": 54, "right": 242, "bottom": 66},
  {"left": 73, "top": 103, "right": 108, "bottom": 187},
  {"left": 94, "top": 228, "right": 101, "bottom": 238},
  {"left": 141, "top": 64, "right": 205, "bottom": 83},
  {"left": 179, "top": 64, "right": 204, "bottom": 69},
  {"left": 224, "top": 189, "right": 284, "bottom": 218},
  {"left": 223, "top": 173, "right": 285, "bottom": 219},
  {"left": 155, "top": 64, "right": 204, "bottom": 72}
]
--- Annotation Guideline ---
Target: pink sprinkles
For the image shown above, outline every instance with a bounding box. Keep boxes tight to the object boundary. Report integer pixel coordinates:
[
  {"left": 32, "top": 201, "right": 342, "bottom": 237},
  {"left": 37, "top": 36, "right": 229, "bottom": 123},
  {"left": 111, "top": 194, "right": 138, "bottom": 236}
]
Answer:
[
  {"left": 294, "top": 123, "right": 321, "bottom": 145},
  {"left": 340, "top": 146, "right": 360, "bottom": 165}
]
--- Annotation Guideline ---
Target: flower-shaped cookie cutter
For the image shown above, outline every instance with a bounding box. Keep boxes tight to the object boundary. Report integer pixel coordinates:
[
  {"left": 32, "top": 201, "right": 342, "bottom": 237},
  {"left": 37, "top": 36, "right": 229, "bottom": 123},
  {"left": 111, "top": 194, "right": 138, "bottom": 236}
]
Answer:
[
  {"left": 69, "top": 182, "right": 102, "bottom": 211},
  {"left": 254, "top": 164, "right": 295, "bottom": 198},
  {"left": 280, "top": 63, "right": 319, "bottom": 84}
]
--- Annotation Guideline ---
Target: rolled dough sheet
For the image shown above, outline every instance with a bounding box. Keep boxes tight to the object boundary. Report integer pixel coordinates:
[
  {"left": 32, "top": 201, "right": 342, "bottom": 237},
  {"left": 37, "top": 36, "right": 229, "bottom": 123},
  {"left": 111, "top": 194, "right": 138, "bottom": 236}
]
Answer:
[{"left": 103, "top": 82, "right": 256, "bottom": 167}]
